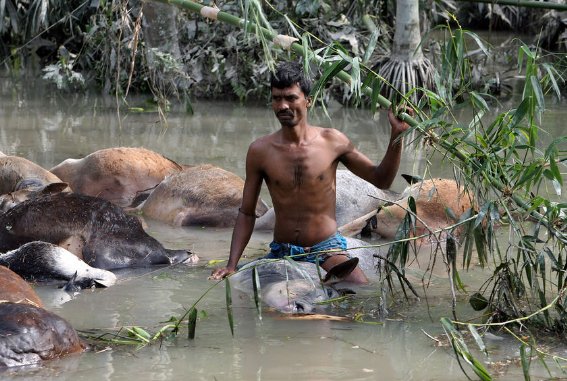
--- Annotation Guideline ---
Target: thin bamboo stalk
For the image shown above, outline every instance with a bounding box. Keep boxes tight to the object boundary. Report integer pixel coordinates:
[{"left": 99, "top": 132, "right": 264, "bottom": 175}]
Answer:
[{"left": 150, "top": 0, "right": 566, "bottom": 244}]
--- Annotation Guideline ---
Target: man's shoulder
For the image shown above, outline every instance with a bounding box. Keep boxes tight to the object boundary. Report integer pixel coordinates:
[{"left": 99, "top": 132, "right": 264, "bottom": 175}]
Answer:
[
  {"left": 318, "top": 126, "right": 349, "bottom": 142},
  {"left": 249, "top": 132, "right": 276, "bottom": 151}
]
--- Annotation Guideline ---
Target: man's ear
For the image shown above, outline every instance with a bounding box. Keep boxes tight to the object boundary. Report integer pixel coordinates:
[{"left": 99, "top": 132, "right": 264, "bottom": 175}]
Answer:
[{"left": 306, "top": 97, "right": 312, "bottom": 108}]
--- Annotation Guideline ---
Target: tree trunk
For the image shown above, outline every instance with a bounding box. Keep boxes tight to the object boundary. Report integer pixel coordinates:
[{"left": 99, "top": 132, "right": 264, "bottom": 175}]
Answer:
[
  {"left": 375, "top": 0, "right": 435, "bottom": 103},
  {"left": 142, "top": 1, "right": 182, "bottom": 62},
  {"left": 140, "top": 1, "right": 187, "bottom": 100},
  {"left": 392, "top": 0, "right": 424, "bottom": 62}
]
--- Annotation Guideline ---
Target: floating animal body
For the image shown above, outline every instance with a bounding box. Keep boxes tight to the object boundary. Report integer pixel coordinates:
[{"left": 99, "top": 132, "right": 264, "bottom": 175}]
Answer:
[
  {"left": 140, "top": 164, "right": 269, "bottom": 227},
  {"left": 340, "top": 178, "right": 474, "bottom": 240},
  {"left": 230, "top": 237, "right": 382, "bottom": 314},
  {"left": 0, "top": 265, "right": 85, "bottom": 368},
  {"left": 0, "top": 192, "right": 195, "bottom": 270},
  {"left": 50, "top": 147, "right": 182, "bottom": 207},
  {"left": 0, "top": 154, "right": 69, "bottom": 212},
  {"left": 0, "top": 241, "right": 117, "bottom": 288}
]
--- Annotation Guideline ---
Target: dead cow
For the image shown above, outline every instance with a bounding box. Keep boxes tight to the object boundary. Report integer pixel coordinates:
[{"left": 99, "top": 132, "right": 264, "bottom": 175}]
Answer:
[
  {"left": 0, "top": 192, "right": 196, "bottom": 270},
  {"left": 0, "top": 241, "right": 117, "bottom": 288},
  {"left": 0, "top": 155, "right": 69, "bottom": 212},
  {"left": 140, "top": 164, "right": 270, "bottom": 227},
  {"left": 50, "top": 147, "right": 182, "bottom": 208},
  {"left": 0, "top": 154, "right": 64, "bottom": 194},
  {"left": 340, "top": 178, "right": 475, "bottom": 240},
  {"left": 0, "top": 265, "right": 85, "bottom": 368}
]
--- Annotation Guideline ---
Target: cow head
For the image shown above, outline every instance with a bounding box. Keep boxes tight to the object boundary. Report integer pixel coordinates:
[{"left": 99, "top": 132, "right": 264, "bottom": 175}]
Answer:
[{"left": 0, "top": 182, "right": 69, "bottom": 213}]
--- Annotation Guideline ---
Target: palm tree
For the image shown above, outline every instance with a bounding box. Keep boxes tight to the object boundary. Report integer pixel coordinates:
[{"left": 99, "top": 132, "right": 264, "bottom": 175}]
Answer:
[{"left": 375, "top": 0, "right": 436, "bottom": 103}]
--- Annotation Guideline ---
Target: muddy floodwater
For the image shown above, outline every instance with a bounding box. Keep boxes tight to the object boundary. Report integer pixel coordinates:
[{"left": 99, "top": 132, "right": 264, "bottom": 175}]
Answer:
[{"left": 1, "top": 79, "right": 566, "bottom": 380}]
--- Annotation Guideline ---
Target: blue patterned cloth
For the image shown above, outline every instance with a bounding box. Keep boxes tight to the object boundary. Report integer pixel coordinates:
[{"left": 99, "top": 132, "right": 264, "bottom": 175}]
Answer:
[{"left": 264, "top": 232, "right": 348, "bottom": 265}]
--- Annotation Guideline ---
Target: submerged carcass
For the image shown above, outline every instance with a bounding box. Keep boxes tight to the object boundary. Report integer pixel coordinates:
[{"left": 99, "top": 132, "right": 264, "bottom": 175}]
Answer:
[{"left": 229, "top": 237, "right": 384, "bottom": 314}]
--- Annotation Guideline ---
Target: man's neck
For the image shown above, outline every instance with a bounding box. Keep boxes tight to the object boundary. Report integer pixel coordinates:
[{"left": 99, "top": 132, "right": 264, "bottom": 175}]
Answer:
[{"left": 280, "top": 122, "right": 312, "bottom": 144}]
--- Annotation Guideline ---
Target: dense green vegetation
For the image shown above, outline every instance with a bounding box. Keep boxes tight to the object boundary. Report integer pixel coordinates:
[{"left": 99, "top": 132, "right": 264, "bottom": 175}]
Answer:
[{"left": 1, "top": 0, "right": 565, "bottom": 101}]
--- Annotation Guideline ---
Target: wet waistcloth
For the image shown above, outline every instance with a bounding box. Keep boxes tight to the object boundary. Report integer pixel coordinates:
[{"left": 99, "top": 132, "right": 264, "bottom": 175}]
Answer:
[{"left": 265, "top": 232, "right": 348, "bottom": 265}]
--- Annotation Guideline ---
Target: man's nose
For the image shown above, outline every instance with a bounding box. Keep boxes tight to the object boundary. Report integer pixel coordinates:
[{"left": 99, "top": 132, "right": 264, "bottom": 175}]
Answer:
[{"left": 276, "top": 102, "right": 289, "bottom": 112}]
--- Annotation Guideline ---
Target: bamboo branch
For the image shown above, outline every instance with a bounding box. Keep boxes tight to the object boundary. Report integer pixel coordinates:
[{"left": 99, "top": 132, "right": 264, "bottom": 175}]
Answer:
[{"left": 150, "top": 0, "right": 566, "bottom": 244}]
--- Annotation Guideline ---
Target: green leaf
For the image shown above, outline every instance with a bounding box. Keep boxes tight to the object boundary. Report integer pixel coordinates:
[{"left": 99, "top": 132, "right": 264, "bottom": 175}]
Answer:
[
  {"left": 187, "top": 307, "right": 198, "bottom": 340},
  {"left": 127, "top": 326, "right": 150, "bottom": 343},
  {"left": 447, "top": 236, "right": 465, "bottom": 291},
  {"left": 468, "top": 324, "right": 487, "bottom": 355},
  {"left": 363, "top": 29, "right": 379, "bottom": 64},
  {"left": 510, "top": 98, "right": 530, "bottom": 128},
  {"left": 310, "top": 58, "right": 348, "bottom": 104},
  {"left": 469, "top": 293, "right": 489, "bottom": 311},
  {"left": 464, "top": 31, "right": 489, "bottom": 56},
  {"left": 225, "top": 277, "right": 234, "bottom": 337},
  {"left": 252, "top": 266, "right": 262, "bottom": 320},
  {"left": 470, "top": 91, "right": 489, "bottom": 112},
  {"left": 529, "top": 75, "right": 544, "bottom": 111},
  {"left": 542, "top": 63, "right": 562, "bottom": 99},
  {"left": 520, "top": 344, "right": 532, "bottom": 381}
]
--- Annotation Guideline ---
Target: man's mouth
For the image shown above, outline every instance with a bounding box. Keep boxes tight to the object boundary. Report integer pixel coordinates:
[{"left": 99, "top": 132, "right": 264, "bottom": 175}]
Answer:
[{"left": 277, "top": 111, "right": 293, "bottom": 118}]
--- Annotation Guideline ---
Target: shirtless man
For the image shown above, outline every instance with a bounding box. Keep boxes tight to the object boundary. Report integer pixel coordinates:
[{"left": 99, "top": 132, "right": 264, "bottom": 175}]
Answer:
[{"left": 210, "top": 61, "right": 409, "bottom": 284}]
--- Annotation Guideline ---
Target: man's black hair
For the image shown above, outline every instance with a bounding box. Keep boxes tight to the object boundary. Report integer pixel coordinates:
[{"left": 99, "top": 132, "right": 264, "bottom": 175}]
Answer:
[{"left": 270, "top": 61, "right": 312, "bottom": 96}]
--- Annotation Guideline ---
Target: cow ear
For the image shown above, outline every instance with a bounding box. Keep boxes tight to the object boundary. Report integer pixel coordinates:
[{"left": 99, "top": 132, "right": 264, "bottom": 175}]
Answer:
[
  {"left": 401, "top": 174, "right": 422, "bottom": 185},
  {"left": 42, "top": 182, "right": 69, "bottom": 194}
]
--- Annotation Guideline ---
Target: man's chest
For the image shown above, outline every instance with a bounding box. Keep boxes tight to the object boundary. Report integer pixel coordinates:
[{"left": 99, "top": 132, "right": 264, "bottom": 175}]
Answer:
[{"left": 262, "top": 148, "right": 337, "bottom": 190}]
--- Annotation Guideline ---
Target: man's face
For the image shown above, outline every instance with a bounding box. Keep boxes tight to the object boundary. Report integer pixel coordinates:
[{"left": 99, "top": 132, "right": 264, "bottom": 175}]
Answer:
[{"left": 271, "top": 84, "right": 310, "bottom": 128}]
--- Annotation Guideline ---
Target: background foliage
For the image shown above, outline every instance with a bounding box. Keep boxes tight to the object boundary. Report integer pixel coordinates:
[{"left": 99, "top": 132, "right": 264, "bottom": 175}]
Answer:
[{"left": 1, "top": 0, "right": 566, "bottom": 102}]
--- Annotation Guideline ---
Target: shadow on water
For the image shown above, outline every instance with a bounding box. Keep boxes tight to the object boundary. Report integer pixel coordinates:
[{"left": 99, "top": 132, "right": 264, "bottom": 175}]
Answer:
[{"left": 1, "top": 78, "right": 566, "bottom": 380}]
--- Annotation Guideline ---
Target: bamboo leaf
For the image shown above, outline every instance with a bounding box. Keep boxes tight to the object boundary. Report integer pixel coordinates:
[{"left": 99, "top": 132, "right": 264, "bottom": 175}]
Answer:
[
  {"left": 252, "top": 266, "right": 262, "bottom": 320},
  {"left": 464, "top": 31, "right": 489, "bottom": 56},
  {"left": 470, "top": 91, "right": 489, "bottom": 112},
  {"left": 225, "top": 277, "right": 234, "bottom": 337},
  {"left": 469, "top": 292, "right": 489, "bottom": 311},
  {"left": 127, "top": 326, "right": 151, "bottom": 343},
  {"left": 447, "top": 236, "right": 465, "bottom": 290},
  {"left": 350, "top": 56, "right": 362, "bottom": 100},
  {"left": 520, "top": 344, "right": 532, "bottom": 381},
  {"left": 530, "top": 75, "right": 545, "bottom": 111},
  {"left": 468, "top": 324, "right": 487, "bottom": 355},
  {"left": 510, "top": 98, "right": 530, "bottom": 128},
  {"left": 367, "top": 76, "right": 381, "bottom": 114},
  {"left": 187, "top": 307, "right": 198, "bottom": 340},
  {"left": 310, "top": 58, "right": 349, "bottom": 104},
  {"left": 542, "top": 63, "right": 562, "bottom": 99},
  {"left": 440, "top": 318, "right": 493, "bottom": 381},
  {"left": 363, "top": 29, "right": 379, "bottom": 64},
  {"left": 547, "top": 153, "right": 563, "bottom": 196}
]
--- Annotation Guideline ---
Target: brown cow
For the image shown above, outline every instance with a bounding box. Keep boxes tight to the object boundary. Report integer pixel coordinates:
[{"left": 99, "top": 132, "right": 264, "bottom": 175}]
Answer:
[
  {"left": 140, "top": 164, "right": 270, "bottom": 227},
  {"left": 0, "top": 155, "right": 64, "bottom": 195},
  {"left": 0, "top": 266, "right": 85, "bottom": 368},
  {"left": 0, "top": 155, "right": 69, "bottom": 212},
  {"left": 340, "top": 178, "right": 475, "bottom": 241},
  {"left": 50, "top": 147, "right": 182, "bottom": 208}
]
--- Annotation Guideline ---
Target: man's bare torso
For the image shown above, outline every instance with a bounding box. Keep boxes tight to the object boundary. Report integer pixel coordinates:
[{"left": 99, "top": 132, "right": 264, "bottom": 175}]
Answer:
[{"left": 252, "top": 126, "right": 350, "bottom": 247}]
